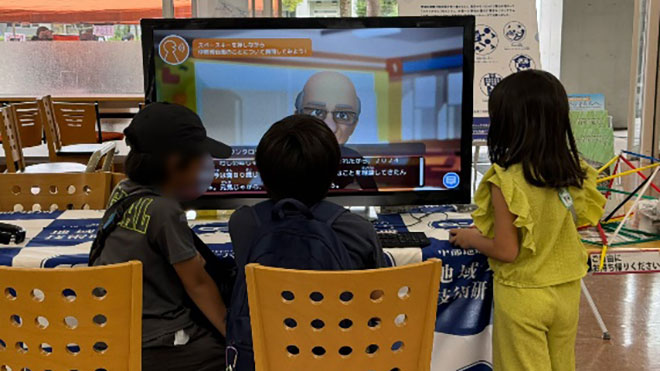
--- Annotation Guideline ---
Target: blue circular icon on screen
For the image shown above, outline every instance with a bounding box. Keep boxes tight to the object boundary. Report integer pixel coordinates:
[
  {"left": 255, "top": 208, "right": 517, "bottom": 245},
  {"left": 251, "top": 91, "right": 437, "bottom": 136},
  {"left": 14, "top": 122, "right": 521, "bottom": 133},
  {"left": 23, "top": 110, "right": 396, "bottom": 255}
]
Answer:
[{"left": 443, "top": 172, "right": 460, "bottom": 189}]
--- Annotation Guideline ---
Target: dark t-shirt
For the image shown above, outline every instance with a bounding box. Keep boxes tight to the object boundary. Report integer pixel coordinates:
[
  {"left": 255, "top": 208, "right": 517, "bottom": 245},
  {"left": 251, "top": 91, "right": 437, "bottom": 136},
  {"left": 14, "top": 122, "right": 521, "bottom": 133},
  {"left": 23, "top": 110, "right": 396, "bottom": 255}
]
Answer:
[
  {"left": 229, "top": 201, "right": 386, "bottom": 269},
  {"left": 93, "top": 180, "right": 198, "bottom": 344}
]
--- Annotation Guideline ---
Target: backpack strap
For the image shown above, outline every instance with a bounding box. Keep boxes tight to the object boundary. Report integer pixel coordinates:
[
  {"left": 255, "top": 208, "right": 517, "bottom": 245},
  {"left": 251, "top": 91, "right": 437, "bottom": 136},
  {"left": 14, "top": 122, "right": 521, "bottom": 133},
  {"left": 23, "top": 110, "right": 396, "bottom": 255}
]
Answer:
[
  {"left": 88, "top": 190, "right": 158, "bottom": 266},
  {"left": 272, "top": 198, "right": 314, "bottom": 220},
  {"left": 250, "top": 199, "right": 317, "bottom": 226},
  {"left": 311, "top": 201, "right": 348, "bottom": 226}
]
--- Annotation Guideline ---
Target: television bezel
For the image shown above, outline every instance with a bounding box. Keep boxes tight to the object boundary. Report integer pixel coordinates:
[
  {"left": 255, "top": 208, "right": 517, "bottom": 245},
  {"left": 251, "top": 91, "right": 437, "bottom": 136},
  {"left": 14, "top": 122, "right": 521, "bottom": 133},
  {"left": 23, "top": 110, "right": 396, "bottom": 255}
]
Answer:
[{"left": 140, "top": 16, "right": 475, "bottom": 208}]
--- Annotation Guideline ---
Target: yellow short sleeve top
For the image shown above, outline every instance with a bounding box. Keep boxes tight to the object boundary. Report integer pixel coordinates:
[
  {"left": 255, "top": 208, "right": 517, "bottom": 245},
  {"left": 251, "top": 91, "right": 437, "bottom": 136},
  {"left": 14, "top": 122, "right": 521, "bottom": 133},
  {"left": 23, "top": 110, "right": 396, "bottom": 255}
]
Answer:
[{"left": 472, "top": 161, "right": 606, "bottom": 288}]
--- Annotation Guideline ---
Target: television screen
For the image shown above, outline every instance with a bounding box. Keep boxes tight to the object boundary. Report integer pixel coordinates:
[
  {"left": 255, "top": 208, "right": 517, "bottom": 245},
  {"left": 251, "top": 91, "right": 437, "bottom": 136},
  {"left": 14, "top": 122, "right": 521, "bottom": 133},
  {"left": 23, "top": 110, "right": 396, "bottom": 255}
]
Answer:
[{"left": 142, "top": 17, "right": 474, "bottom": 206}]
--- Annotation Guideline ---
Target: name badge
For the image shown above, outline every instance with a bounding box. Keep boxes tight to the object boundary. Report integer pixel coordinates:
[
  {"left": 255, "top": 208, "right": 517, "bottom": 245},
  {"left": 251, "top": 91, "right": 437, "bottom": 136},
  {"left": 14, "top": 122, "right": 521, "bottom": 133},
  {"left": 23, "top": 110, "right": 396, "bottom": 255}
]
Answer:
[{"left": 559, "top": 188, "right": 578, "bottom": 224}]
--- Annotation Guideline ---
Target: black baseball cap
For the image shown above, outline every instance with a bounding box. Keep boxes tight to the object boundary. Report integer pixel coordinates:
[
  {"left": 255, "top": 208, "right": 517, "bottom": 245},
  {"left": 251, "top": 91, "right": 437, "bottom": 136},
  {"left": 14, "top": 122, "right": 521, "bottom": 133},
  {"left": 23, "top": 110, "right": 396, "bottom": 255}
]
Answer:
[{"left": 124, "top": 102, "right": 232, "bottom": 158}]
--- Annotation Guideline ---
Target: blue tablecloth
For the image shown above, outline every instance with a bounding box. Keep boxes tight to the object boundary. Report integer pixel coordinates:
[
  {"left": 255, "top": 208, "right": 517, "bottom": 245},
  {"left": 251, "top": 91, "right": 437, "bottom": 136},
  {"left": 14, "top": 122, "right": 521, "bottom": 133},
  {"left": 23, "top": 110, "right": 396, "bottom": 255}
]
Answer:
[{"left": 0, "top": 208, "right": 493, "bottom": 371}]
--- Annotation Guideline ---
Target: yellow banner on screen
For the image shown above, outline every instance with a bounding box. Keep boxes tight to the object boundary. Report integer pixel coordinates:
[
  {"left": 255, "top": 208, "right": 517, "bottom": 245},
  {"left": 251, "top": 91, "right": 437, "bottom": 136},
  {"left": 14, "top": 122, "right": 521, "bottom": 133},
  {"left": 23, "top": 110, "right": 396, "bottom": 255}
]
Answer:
[{"left": 192, "top": 38, "right": 312, "bottom": 59}]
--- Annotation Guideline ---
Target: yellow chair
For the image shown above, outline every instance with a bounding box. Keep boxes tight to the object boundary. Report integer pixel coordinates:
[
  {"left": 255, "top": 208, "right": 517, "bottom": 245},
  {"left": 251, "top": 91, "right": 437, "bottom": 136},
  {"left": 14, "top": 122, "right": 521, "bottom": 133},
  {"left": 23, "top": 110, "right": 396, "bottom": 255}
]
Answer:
[
  {"left": 0, "top": 261, "right": 142, "bottom": 371},
  {"left": 246, "top": 259, "right": 442, "bottom": 371}
]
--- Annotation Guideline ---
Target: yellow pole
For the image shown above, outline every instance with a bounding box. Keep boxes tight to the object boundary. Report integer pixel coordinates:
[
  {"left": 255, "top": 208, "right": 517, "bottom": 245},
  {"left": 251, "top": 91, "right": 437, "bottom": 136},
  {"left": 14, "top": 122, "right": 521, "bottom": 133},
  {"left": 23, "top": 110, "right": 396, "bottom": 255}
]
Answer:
[
  {"left": 598, "top": 245, "right": 609, "bottom": 271},
  {"left": 601, "top": 215, "right": 629, "bottom": 224},
  {"left": 579, "top": 215, "right": 630, "bottom": 229},
  {"left": 597, "top": 155, "right": 620, "bottom": 174},
  {"left": 597, "top": 162, "right": 660, "bottom": 183}
]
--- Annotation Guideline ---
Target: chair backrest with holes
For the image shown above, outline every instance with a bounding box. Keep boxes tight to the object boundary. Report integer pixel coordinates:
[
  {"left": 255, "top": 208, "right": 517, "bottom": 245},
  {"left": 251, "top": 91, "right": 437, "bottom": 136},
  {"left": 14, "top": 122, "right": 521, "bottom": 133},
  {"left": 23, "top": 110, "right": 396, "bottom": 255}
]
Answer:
[
  {"left": 0, "top": 106, "right": 26, "bottom": 173},
  {"left": 53, "top": 102, "right": 98, "bottom": 145},
  {"left": 0, "top": 172, "right": 113, "bottom": 212},
  {"left": 10, "top": 101, "right": 43, "bottom": 148},
  {"left": 0, "top": 261, "right": 142, "bottom": 371},
  {"left": 245, "top": 259, "right": 442, "bottom": 371},
  {"left": 38, "top": 95, "right": 63, "bottom": 161}
]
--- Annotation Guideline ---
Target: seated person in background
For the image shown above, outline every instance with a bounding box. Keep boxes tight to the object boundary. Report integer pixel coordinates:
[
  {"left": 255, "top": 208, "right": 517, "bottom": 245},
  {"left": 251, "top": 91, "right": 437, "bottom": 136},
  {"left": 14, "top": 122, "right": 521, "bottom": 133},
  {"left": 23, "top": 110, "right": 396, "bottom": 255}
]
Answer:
[
  {"left": 226, "top": 114, "right": 386, "bottom": 370},
  {"left": 31, "top": 26, "right": 53, "bottom": 41},
  {"left": 90, "top": 103, "right": 231, "bottom": 371},
  {"left": 79, "top": 28, "right": 98, "bottom": 41}
]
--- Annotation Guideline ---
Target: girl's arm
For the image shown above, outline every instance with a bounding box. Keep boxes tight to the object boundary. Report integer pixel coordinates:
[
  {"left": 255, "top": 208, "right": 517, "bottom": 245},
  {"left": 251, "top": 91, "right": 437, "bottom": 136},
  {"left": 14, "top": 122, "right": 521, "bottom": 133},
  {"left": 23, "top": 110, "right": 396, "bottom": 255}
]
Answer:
[
  {"left": 174, "top": 253, "right": 227, "bottom": 336},
  {"left": 450, "top": 184, "right": 520, "bottom": 263}
]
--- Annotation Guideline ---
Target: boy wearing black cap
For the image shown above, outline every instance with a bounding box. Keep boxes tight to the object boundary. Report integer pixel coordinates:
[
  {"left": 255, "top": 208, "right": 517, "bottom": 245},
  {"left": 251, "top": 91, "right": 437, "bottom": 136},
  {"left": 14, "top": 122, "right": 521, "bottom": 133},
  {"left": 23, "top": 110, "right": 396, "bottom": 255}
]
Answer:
[{"left": 91, "top": 102, "right": 231, "bottom": 371}]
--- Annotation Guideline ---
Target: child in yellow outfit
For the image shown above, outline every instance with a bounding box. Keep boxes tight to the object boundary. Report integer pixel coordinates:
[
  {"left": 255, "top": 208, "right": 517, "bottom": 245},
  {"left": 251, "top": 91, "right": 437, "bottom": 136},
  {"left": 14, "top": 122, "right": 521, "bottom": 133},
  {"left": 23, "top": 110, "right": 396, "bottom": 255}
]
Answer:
[{"left": 450, "top": 70, "right": 606, "bottom": 371}]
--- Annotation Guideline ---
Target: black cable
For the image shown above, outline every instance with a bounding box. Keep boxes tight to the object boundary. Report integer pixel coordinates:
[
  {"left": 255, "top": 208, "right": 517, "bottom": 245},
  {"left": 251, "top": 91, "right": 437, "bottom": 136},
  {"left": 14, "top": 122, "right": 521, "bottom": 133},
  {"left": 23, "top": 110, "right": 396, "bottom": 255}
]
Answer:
[
  {"left": 603, "top": 175, "right": 652, "bottom": 222},
  {"left": 407, "top": 211, "right": 448, "bottom": 227}
]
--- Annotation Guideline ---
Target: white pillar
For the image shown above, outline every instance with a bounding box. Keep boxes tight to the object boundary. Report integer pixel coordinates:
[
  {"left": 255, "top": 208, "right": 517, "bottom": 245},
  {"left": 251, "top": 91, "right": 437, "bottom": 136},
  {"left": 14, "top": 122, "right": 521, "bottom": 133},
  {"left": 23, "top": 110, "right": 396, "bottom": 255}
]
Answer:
[
  {"left": 536, "top": 0, "right": 563, "bottom": 78},
  {"left": 162, "top": 0, "right": 175, "bottom": 18},
  {"left": 192, "top": 0, "right": 199, "bottom": 17}
]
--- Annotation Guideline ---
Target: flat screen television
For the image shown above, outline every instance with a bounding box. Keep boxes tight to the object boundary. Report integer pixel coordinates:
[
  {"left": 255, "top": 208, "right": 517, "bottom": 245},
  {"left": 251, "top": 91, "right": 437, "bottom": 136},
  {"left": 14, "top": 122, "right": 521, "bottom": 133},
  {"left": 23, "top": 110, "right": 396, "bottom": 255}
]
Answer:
[{"left": 141, "top": 16, "right": 474, "bottom": 207}]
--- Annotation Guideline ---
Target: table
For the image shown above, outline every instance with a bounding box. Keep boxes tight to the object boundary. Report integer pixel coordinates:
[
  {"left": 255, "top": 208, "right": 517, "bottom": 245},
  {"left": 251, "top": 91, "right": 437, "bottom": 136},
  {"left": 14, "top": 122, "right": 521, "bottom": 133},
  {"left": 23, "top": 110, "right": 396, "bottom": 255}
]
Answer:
[
  {"left": 0, "top": 207, "right": 492, "bottom": 370},
  {"left": 4, "top": 207, "right": 660, "bottom": 370}
]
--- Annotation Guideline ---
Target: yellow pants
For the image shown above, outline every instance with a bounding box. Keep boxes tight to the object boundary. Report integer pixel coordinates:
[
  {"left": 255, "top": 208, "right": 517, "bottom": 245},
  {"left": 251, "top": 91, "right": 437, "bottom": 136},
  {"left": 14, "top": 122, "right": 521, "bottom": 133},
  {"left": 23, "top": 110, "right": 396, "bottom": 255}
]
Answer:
[{"left": 493, "top": 279, "right": 581, "bottom": 371}]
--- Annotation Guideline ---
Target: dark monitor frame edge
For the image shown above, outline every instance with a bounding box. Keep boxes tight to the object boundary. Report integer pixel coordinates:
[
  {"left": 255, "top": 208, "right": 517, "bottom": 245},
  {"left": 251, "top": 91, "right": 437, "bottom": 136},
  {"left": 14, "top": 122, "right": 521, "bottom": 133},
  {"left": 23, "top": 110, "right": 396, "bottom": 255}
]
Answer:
[{"left": 140, "top": 16, "right": 475, "bottom": 209}]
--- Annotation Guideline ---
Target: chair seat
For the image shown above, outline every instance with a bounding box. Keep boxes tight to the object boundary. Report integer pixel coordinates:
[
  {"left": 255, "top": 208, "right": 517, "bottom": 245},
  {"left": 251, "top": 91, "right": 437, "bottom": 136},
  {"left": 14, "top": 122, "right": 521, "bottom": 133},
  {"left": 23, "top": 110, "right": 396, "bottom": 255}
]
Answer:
[
  {"left": 100, "top": 131, "right": 125, "bottom": 142},
  {"left": 24, "top": 162, "right": 87, "bottom": 174},
  {"left": 57, "top": 143, "right": 104, "bottom": 155}
]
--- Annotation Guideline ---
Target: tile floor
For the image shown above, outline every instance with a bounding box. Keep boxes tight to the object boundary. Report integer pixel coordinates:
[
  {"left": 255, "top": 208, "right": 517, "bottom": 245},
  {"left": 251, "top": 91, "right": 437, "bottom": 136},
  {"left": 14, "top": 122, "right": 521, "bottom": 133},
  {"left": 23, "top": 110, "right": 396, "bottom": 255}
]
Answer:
[{"left": 576, "top": 274, "right": 660, "bottom": 370}]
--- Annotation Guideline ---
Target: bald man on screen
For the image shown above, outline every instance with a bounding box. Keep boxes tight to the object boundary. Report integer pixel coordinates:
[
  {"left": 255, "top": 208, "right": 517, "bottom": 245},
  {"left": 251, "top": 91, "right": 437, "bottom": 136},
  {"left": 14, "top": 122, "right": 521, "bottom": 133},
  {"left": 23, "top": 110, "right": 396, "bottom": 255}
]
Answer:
[
  {"left": 295, "top": 71, "right": 361, "bottom": 145},
  {"left": 295, "top": 71, "right": 377, "bottom": 191}
]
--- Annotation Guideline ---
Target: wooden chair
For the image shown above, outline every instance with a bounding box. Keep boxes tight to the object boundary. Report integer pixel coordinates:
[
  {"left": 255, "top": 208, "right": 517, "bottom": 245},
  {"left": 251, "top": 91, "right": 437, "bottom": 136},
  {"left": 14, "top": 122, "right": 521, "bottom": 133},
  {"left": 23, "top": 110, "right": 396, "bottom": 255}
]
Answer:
[
  {"left": 0, "top": 106, "right": 27, "bottom": 173},
  {"left": 1, "top": 106, "right": 115, "bottom": 174},
  {"left": 0, "top": 261, "right": 142, "bottom": 371},
  {"left": 9, "top": 101, "right": 43, "bottom": 148},
  {"left": 52, "top": 101, "right": 125, "bottom": 145},
  {"left": 39, "top": 96, "right": 105, "bottom": 163},
  {"left": 246, "top": 260, "right": 442, "bottom": 371},
  {"left": 0, "top": 172, "right": 114, "bottom": 212},
  {"left": 52, "top": 102, "right": 99, "bottom": 145}
]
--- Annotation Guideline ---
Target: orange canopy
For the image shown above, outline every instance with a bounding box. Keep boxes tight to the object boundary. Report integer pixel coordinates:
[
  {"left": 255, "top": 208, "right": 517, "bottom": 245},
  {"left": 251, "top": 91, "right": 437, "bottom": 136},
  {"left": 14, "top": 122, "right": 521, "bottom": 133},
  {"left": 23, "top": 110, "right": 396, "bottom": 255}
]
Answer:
[{"left": 0, "top": 0, "right": 192, "bottom": 23}]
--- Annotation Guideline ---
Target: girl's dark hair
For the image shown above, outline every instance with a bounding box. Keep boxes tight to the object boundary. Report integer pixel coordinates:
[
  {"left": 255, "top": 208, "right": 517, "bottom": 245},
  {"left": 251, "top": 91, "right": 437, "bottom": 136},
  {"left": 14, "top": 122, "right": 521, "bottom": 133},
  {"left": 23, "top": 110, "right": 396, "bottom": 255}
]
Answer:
[
  {"left": 256, "top": 114, "right": 340, "bottom": 206},
  {"left": 487, "top": 69, "right": 586, "bottom": 188},
  {"left": 124, "top": 148, "right": 204, "bottom": 186}
]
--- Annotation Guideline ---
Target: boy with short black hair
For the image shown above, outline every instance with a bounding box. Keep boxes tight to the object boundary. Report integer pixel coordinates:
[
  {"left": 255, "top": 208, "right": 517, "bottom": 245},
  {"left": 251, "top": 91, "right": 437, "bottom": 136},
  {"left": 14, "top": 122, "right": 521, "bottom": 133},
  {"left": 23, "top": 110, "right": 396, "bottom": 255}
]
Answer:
[
  {"left": 226, "top": 114, "right": 385, "bottom": 370},
  {"left": 231, "top": 114, "right": 386, "bottom": 269}
]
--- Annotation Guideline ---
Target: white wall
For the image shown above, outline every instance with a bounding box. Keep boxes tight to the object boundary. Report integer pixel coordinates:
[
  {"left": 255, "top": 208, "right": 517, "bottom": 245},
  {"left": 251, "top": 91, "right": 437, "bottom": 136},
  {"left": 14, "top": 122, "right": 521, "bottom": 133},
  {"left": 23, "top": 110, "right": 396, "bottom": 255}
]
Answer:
[
  {"left": 560, "top": 0, "right": 635, "bottom": 129},
  {"left": 536, "top": 0, "right": 563, "bottom": 78}
]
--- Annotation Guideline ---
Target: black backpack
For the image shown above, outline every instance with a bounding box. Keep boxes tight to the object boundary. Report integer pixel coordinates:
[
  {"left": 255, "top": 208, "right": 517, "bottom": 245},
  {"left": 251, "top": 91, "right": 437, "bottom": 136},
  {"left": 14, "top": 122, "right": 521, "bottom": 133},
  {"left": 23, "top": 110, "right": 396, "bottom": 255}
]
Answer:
[
  {"left": 226, "top": 198, "right": 354, "bottom": 371},
  {"left": 89, "top": 192, "right": 237, "bottom": 335}
]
